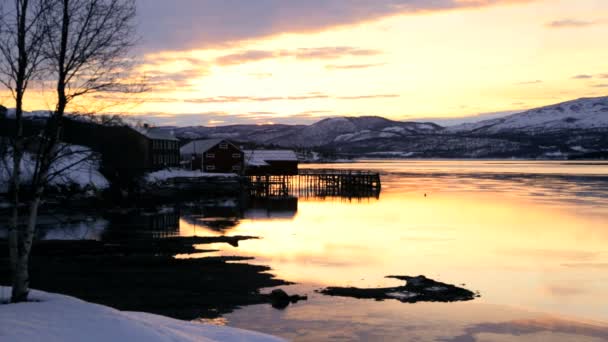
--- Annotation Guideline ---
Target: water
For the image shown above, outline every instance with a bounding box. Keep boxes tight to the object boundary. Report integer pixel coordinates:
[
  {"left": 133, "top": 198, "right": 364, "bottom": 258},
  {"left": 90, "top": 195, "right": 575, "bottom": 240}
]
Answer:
[
  {"left": 7, "top": 160, "right": 608, "bottom": 340},
  {"left": 182, "top": 160, "right": 608, "bottom": 340}
]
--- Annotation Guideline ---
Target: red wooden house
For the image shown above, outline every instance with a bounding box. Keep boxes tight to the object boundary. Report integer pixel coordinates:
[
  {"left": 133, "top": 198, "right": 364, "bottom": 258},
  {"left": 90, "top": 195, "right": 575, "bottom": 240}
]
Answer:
[{"left": 180, "top": 139, "right": 244, "bottom": 173}]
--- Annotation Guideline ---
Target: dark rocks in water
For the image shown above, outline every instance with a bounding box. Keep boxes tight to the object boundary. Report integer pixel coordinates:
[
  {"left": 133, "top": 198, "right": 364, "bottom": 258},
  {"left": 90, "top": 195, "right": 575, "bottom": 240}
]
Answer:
[
  {"left": 265, "top": 289, "right": 308, "bottom": 309},
  {"left": 320, "top": 275, "right": 478, "bottom": 303}
]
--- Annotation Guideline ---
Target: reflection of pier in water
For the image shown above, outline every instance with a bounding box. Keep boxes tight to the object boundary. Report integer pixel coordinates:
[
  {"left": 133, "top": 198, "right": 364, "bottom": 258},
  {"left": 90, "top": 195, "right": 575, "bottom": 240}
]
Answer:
[{"left": 248, "top": 169, "right": 381, "bottom": 200}]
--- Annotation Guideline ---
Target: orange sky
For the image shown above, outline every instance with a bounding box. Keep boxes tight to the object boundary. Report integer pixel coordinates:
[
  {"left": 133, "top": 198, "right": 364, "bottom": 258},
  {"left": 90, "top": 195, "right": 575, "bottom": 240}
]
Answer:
[{"left": 3, "top": 0, "right": 608, "bottom": 126}]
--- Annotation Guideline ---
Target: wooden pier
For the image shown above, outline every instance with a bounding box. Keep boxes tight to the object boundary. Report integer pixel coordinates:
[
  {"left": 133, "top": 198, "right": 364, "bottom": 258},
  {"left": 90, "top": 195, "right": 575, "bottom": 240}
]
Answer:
[{"left": 248, "top": 169, "right": 381, "bottom": 199}]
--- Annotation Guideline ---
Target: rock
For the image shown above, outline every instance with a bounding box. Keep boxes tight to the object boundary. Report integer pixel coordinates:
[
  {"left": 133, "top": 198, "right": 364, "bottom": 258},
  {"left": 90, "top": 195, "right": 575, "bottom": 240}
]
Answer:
[
  {"left": 266, "top": 289, "right": 307, "bottom": 309},
  {"left": 320, "top": 275, "right": 477, "bottom": 303},
  {"left": 269, "top": 289, "right": 290, "bottom": 309}
]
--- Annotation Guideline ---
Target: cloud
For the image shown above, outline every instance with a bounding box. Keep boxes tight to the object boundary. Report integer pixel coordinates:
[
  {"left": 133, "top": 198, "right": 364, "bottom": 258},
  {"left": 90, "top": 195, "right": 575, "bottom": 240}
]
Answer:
[
  {"left": 249, "top": 72, "right": 273, "bottom": 79},
  {"left": 132, "top": 110, "right": 336, "bottom": 126},
  {"left": 516, "top": 80, "right": 542, "bottom": 85},
  {"left": 592, "top": 84, "right": 608, "bottom": 88},
  {"left": 184, "top": 96, "right": 285, "bottom": 104},
  {"left": 337, "top": 94, "right": 400, "bottom": 100},
  {"left": 325, "top": 63, "right": 387, "bottom": 70},
  {"left": 572, "top": 74, "right": 593, "bottom": 79},
  {"left": 286, "top": 94, "right": 330, "bottom": 100},
  {"left": 137, "top": 0, "right": 538, "bottom": 53},
  {"left": 600, "top": 74, "right": 608, "bottom": 79},
  {"left": 546, "top": 19, "right": 600, "bottom": 28},
  {"left": 215, "top": 47, "right": 382, "bottom": 66},
  {"left": 215, "top": 50, "right": 276, "bottom": 66},
  {"left": 561, "top": 262, "right": 608, "bottom": 269},
  {"left": 183, "top": 93, "right": 398, "bottom": 104}
]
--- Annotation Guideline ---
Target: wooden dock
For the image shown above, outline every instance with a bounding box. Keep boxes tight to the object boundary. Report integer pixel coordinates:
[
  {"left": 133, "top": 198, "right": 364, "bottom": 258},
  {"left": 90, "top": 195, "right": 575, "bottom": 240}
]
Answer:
[{"left": 248, "top": 169, "right": 381, "bottom": 199}]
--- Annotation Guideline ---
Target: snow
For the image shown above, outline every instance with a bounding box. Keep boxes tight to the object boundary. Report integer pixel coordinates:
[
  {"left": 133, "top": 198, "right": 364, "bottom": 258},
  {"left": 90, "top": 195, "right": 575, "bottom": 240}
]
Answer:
[
  {"left": 0, "top": 145, "right": 109, "bottom": 194},
  {"left": 382, "top": 126, "right": 407, "bottom": 134},
  {"left": 386, "top": 291, "right": 418, "bottom": 299},
  {"left": 447, "top": 96, "right": 608, "bottom": 134},
  {"left": 571, "top": 145, "right": 591, "bottom": 152},
  {"left": 332, "top": 130, "right": 400, "bottom": 143},
  {"left": 0, "top": 287, "right": 286, "bottom": 342},
  {"left": 180, "top": 139, "right": 226, "bottom": 155},
  {"left": 243, "top": 150, "right": 298, "bottom": 167},
  {"left": 366, "top": 151, "right": 417, "bottom": 157},
  {"left": 145, "top": 168, "right": 237, "bottom": 183}
]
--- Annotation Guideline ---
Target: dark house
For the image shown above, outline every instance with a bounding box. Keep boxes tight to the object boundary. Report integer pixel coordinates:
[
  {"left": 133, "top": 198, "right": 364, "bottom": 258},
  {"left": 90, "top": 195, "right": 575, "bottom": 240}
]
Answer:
[
  {"left": 244, "top": 150, "right": 299, "bottom": 175},
  {"left": 180, "top": 139, "right": 244, "bottom": 173},
  {"left": 62, "top": 119, "right": 180, "bottom": 175}
]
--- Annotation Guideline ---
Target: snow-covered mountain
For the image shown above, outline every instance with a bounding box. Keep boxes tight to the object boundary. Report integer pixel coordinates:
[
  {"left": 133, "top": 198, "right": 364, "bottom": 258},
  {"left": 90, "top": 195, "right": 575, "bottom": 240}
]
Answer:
[
  {"left": 268, "top": 116, "right": 441, "bottom": 147},
  {"left": 170, "top": 116, "right": 442, "bottom": 148},
  {"left": 163, "top": 97, "right": 608, "bottom": 158},
  {"left": 448, "top": 97, "right": 608, "bottom": 135}
]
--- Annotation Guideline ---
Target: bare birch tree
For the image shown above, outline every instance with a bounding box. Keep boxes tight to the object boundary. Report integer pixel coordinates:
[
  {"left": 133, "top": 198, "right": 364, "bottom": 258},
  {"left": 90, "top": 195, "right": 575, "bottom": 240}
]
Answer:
[
  {"left": 0, "top": 0, "right": 50, "bottom": 302},
  {"left": 6, "top": 0, "right": 137, "bottom": 302}
]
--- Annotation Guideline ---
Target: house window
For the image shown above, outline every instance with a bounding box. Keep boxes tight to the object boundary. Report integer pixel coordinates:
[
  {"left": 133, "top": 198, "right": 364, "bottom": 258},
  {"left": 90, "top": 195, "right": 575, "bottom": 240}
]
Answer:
[
  {"left": 219, "top": 143, "right": 228, "bottom": 149},
  {"left": 206, "top": 153, "right": 215, "bottom": 158},
  {"left": 232, "top": 153, "right": 241, "bottom": 158},
  {"left": 206, "top": 165, "right": 216, "bottom": 171},
  {"left": 232, "top": 165, "right": 241, "bottom": 171}
]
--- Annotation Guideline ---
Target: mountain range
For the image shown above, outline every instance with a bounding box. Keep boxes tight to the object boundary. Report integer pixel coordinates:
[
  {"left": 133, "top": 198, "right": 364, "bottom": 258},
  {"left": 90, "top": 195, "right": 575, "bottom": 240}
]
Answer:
[{"left": 162, "top": 96, "right": 608, "bottom": 159}]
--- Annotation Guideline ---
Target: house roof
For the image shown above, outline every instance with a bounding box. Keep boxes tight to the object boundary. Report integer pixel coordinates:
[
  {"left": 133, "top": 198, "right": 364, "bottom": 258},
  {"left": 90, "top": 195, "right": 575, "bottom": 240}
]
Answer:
[
  {"left": 244, "top": 150, "right": 298, "bottom": 166},
  {"left": 180, "top": 139, "right": 225, "bottom": 155},
  {"left": 143, "top": 128, "right": 179, "bottom": 141},
  {"left": 130, "top": 126, "right": 179, "bottom": 141}
]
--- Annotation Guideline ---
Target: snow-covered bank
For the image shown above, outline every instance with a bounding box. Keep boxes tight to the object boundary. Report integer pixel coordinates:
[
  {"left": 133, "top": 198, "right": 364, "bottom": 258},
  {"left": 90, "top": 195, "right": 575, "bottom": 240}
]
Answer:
[
  {"left": 0, "top": 145, "right": 109, "bottom": 194},
  {"left": 145, "top": 168, "right": 238, "bottom": 184},
  {"left": 0, "top": 287, "right": 285, "bottom": 342}
]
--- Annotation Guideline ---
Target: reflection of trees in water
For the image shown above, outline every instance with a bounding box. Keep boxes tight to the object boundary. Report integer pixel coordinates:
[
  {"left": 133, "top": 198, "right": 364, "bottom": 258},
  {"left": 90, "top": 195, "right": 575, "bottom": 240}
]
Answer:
[
  {"left": 1, "top": 215, "right": 110, "bottom": 241},
  {"left": 181, "top": 215, "right": 241, "bottom": 233},
  {"left": 181, "top": 196, "right": 299, "bottom": 234},
  {"left": 103, "top": 211, "right": 181, "bottom": 240}
]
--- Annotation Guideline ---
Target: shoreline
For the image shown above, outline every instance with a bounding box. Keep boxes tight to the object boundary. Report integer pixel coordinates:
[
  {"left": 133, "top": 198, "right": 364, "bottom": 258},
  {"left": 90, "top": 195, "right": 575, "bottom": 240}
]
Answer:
[{"left": 0, "top": 286, "right": 286, "bottom": 342}]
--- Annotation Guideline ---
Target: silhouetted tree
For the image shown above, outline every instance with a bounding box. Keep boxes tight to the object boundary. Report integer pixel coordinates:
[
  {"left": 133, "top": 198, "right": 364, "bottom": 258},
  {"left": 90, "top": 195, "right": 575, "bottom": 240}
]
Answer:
[
  {"left": 7, "top": 0, "right": 137, "bottom": 302},
  {"left": 0, "top": 0, "right": 51, "bottom": 303}
]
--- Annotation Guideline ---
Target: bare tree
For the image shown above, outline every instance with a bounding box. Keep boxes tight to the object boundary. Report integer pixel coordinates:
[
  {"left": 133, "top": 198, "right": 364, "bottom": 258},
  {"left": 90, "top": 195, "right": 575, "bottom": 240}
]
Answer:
[
  {"left": 7, "top": 0, "right": 137, "bottom": 302},
  {"left": 0, "top": 0, "right": 50, "bottom": 303}
]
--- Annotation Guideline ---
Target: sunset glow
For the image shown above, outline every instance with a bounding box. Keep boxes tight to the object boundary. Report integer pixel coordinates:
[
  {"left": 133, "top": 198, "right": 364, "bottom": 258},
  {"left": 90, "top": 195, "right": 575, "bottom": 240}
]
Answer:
[{"left": 4, "top": 0, "right": 608, "bottom": 126}]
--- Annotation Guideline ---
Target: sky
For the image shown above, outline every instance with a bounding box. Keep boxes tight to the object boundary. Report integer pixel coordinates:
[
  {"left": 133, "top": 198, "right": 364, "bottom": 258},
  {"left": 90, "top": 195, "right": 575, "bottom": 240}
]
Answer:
[{"left": 4, "top": 0, "right": 608, "bottom": 126}]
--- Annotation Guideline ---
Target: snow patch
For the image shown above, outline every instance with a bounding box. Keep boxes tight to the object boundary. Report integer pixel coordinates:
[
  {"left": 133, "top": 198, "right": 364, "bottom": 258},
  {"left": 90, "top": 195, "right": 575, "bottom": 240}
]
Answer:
[
  {"left": 0, "top": 145, "right": 109, "bottom": 194},
  {"left": 144, "top": 169, "right": 237, "bottom": 183},
  {"left": 0, "top": 287, "right": 285, "bottom": 342},
  {"left": 386, "top": 291, "right": 419, "bottom": 299}
]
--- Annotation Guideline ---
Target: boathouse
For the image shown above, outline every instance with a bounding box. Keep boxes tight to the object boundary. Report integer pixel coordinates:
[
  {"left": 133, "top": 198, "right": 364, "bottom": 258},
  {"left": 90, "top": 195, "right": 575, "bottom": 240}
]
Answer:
[
  {"left": 244, "top": 150, "right": 299, "bottom": 175},
  {"left": 180, "top": 139, "right": 244, "bottom": 173}
]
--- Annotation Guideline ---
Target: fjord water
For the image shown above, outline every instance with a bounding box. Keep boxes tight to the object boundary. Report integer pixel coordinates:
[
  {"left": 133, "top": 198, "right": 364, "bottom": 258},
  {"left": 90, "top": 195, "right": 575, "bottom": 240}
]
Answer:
[{"left": 183, "top": 160, "right": 608, "bottom": 340}]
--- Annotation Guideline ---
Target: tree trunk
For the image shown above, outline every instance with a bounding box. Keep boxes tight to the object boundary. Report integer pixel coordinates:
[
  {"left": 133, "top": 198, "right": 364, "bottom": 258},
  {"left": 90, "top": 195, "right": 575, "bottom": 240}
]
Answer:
[
  {"left": 8, "top": 0, "right": 30, "bottom": 302},
  {"left": 9, "top": 79, "right": 26, "bottom": 302},
  {"left": 11, "top": 182, "right": 43, "bottom": 302},
  {"left": 8, "top": 149, "right": 21, "bottom": 276}
]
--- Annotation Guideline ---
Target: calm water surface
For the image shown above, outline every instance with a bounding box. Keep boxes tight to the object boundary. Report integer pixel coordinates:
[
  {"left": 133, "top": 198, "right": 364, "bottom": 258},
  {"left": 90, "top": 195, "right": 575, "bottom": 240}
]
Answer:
[
  {"left": 7, "top": 160, "right": 608, "bottom": 341},
  {"left": 184, "top": 160, "right": 608, "bottom": 341}
]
